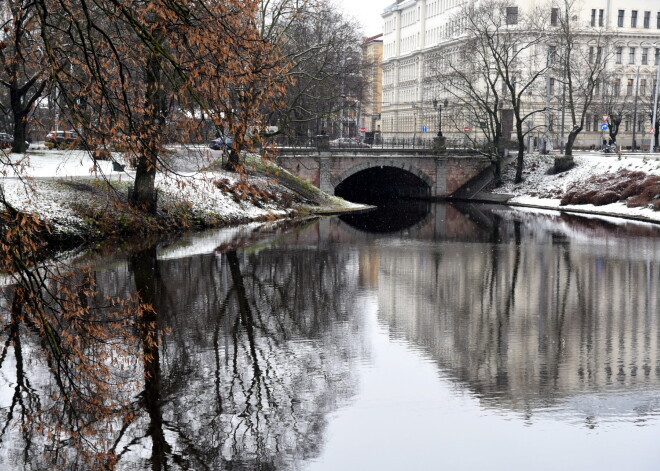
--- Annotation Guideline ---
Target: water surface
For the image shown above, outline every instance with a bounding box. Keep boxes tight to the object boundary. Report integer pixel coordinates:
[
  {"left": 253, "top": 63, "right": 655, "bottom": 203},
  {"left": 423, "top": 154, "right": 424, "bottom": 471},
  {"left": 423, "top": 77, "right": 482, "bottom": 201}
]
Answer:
[{"left": 1, "top": 203, "right": 659, "bottom": 470}]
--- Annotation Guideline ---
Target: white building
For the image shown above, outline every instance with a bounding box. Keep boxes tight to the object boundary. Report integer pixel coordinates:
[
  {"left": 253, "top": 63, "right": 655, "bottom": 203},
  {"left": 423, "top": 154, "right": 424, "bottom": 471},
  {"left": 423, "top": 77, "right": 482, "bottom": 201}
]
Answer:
[{"left": 381, "top": 0, "right": 660, "bottom": 149}]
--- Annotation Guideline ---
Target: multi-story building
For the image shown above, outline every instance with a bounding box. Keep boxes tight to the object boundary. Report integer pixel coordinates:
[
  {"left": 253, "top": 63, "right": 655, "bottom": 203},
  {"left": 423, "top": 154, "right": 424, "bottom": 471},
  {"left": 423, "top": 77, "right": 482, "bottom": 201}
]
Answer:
[
  {"left": 381, "top": 0, "right": 660, "bottom": 149},
  {"left": 360, "top": 34, "right": 384, "bottom": 138}
]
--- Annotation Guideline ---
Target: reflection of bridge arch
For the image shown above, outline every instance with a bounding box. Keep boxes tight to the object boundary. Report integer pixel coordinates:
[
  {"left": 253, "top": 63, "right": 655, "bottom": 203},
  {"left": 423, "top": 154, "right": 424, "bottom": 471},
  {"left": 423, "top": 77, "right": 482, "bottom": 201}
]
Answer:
[
  {"left": 332, "top": 161, "right": 434, "bottom": 194},
  {"left": 338, "top": 201, "right": 434, "bottom": 234}
]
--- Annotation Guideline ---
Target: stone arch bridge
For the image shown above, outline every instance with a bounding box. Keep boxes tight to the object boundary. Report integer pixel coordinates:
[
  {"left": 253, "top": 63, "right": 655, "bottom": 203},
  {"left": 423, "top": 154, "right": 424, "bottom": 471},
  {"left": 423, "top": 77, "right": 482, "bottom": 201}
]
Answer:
[{"left": 275, "top": 149, "right": 493, "bottom": 199}]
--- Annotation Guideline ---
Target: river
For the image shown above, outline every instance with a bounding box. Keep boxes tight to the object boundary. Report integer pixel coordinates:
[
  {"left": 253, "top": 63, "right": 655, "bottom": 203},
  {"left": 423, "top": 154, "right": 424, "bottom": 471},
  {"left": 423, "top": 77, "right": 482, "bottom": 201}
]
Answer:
[{"left": 1, "top": 203, "right": 659, "bottom": 470}]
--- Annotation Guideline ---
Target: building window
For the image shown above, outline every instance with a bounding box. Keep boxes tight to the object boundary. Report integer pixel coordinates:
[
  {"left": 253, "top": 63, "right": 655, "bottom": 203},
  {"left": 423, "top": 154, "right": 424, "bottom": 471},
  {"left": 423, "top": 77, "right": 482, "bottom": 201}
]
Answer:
[
  {"left": 593, "top": 115, "right": 599, "bottom": 131},
  {"left": 641, "top": 79, "right": 647, "bottom": 96},
  {"left": 631, "top": 10, "right": 638, "bottom": 28},
  {"left": 597, "top": 46, "right": 603, "bottom": 63},
  {"left": 614, "top": 79, "right": 621, "bottom": 96},
  {"left": 599, "top": 9, "right": 604, "bottom": 27},
  {"left": 548, "top": 45, "right": 557, "bottom": 66},
  {"left": 644, "top": 11, "right": 650, "bottom": 28},
  {"left": 506, "top": 7, "right": 518, "bottom": 25},
  {"left": 616, "top": 47, "right": 622, "bottom": 64},
  {"left": 589, "top": 46, "right": 595, "bottom": 63},
  {"left": 625, "top": 119, "right": 630, "bottom": 132},
  {"left": 587, "top": 115, "right": 592, "bottom": 132},
  {"left": 642, "top": 48, "right": 649, "bottom": 64},
  {"left": 591, "top": 9, "right": 596, "bottom": 26},
  {"left": 656, "top": 48, "right": 660, "bottom": 66},
  {"left": 551, "top": 8, "right": 559, "bottom": 26},
  {"left": 629, "top": 47, "right": 635, "bottom": 64},
  {"left": 618, "top": 10, "right": 625, "bottom": 27},
  {"left": 657, "top": 12, "right": 660, "bottom": 29},
  {"left": 627, "top": 78, "right": 634, "bottom": 95}
]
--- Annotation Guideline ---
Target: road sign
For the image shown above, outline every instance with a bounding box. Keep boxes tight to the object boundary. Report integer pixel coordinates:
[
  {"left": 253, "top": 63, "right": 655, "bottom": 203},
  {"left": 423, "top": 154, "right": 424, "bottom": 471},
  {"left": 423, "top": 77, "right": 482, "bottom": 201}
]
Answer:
[
  {"left": 463, "top": 126, "right": 471, "bottom": 132},
  {"left": 650, "top": 128, "right": 656, "bottom": 135},
  {"left": 360, "top": 127, "right": 366, "bottom": 133},
  {"left": 600, "top": 123, "right": 609, "bottom": 131},
  {"left": 422, "top": 125, "right": 428, "bottom": 133},
  {"left": 601, "top": 115, "right": 610, "bottom": 122}
]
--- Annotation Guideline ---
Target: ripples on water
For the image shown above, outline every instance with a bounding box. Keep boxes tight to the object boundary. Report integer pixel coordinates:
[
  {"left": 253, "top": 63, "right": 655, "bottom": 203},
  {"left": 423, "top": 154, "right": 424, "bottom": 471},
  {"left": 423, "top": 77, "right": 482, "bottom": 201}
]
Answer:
[{"left": 1, "top": 203, "right": 660, "bottom": 470}]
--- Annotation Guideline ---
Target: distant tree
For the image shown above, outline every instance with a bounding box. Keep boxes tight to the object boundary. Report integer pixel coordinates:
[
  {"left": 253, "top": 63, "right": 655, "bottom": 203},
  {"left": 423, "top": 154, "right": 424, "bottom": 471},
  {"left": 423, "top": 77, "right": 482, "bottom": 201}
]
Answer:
[
  {"left": 439, "top": 0, "right": 549, "bottom": 183},
  {"left": 597, "top": 73, "right": 632, "bottom": 145},
  {"left": 0, "top": 0, "right": 49, "bottom": 153},
  {"left": 262, "top": 0, "right": 365, "bottom": 138},
  {"left": 553, "top": 0, "right": 611, "bottom": 156},
  {"left": 428, "top": 7, "right": 507, "bottom": 183}
]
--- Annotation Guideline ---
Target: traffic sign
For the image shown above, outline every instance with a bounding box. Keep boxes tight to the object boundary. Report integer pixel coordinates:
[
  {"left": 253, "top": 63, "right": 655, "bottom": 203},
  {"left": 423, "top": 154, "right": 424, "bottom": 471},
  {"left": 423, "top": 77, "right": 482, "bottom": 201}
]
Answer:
[
  {"left": 601, "top": 115, "right": 610, "bottom": 122},
  {"left": 360, "top": 127, "right": 366, "bottom": 133},
  {"left": 463, "top": 126, "right": 471, "bottom": 132},
  {"left": 422, "top": 125, "right": 428, "bottom": 133},
  {"left": 650, "top": 128, "right": 656, "bottom": 135},
  {"left": 600, "top": 123, "right": 608, "bottom": 131}
]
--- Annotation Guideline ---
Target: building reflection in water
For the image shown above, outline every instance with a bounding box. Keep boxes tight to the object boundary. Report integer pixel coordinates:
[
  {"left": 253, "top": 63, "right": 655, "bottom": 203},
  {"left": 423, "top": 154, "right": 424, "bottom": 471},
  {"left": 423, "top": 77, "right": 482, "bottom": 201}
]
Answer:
[{"left": 350, "top": 205, "right": 660, "bottom": 424}]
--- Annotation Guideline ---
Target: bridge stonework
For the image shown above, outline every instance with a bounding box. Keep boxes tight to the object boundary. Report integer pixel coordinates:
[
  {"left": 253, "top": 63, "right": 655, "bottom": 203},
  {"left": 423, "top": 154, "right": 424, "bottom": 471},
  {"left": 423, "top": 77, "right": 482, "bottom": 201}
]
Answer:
[{"left": 276, "top": 153, "right": 491, "bottom": 198}]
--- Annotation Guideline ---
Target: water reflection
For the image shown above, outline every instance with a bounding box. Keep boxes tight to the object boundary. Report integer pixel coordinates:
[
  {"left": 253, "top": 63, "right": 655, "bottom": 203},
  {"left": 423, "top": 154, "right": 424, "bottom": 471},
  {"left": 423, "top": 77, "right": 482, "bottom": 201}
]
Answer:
[
  {"left": 1, "top": 206, "right": 660, "bottom": 469},
  {"left": 339, "top": 200, "right": 431, "bottom": 233}
]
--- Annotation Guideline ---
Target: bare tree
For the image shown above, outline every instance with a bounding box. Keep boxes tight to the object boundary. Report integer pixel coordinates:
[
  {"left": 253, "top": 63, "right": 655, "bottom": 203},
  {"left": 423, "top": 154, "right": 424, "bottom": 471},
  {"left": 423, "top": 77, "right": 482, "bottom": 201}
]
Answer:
[
  {"left": 597, "top": 69, "right": 634, "bottom": 145},
  {"left": 440, "top": 0, "right": 550, "bottom": 183},
  {"left": 263, "top": 0, "right": 366, "bottom": 138},
  {"left": 553, "top": 0, "right": 611, "bottom": 156},
  {"left": 0, "top": 0, "right": 49, "bottom": 153}
]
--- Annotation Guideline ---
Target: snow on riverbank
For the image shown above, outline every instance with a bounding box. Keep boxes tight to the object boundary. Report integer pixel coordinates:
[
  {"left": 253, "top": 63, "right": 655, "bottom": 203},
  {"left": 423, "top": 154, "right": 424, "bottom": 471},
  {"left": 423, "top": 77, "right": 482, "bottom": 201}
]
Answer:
[
  {"left": 0, "top": 147, "right": 360, "bottom": 238},
  {"left": 495, "top": 152, "right": 660, "bottom": 224}
]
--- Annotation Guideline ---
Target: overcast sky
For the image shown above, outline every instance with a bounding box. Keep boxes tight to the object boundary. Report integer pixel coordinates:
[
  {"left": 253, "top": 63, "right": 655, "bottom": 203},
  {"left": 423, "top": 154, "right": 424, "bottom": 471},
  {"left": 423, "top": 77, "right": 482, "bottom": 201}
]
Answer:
[{"left": 335, "top": 0, "right": 390, "bottom": 36}]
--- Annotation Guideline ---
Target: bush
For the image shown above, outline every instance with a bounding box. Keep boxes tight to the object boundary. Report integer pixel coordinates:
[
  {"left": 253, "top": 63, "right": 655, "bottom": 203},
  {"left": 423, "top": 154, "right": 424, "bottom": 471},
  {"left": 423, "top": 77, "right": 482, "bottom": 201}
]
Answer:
[{"left": 592, "top": 190, "right": 620, "bottom": 206}]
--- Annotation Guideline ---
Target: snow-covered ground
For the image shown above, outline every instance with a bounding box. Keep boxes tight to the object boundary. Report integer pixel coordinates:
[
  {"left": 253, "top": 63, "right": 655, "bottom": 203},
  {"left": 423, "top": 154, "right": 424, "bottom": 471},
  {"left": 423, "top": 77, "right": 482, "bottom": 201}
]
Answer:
[
  {"left": 0, "top": 146, "right": 363, "bottom": 237},
  {"left": 2, "top": 147, "right": 659, "bottom": 238},
  {"left": 495, "top": 151, "right": 660, "bottom": 223}
]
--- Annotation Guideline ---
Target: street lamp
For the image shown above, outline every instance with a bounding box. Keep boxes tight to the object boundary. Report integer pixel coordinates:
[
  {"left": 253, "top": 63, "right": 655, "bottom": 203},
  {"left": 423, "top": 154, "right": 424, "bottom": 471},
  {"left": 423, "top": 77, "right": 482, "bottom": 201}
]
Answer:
[{"left": 433, "top": 98, "right": 448, "bottom": 137}]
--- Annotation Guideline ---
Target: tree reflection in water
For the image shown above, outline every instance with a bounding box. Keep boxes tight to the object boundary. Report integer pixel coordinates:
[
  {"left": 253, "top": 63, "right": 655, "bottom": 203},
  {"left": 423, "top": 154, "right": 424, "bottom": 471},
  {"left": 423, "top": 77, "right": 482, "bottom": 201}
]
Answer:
[
  {"left": 0, "top": 232, "right": 360, "bottom": 470},
  {"left": 3, "top": 204, "right": 659, "bottom": 469}
]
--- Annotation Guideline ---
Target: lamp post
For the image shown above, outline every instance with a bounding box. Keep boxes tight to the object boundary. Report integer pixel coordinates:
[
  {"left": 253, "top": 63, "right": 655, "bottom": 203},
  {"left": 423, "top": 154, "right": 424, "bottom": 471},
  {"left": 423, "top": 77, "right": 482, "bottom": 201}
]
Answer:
[{"left": 433, "top": 98, "right": 448, "bottom": 137}]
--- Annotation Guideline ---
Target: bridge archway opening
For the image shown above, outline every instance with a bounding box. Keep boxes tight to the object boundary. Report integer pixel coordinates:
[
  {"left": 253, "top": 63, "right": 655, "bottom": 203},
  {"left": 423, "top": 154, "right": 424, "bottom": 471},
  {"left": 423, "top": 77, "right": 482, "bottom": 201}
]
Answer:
[
  {"left": 334, "top": 166, "right": 431, "bottom": 205},
  {"left": 335, "top": 166, "right": 432, "bottom": 233}
]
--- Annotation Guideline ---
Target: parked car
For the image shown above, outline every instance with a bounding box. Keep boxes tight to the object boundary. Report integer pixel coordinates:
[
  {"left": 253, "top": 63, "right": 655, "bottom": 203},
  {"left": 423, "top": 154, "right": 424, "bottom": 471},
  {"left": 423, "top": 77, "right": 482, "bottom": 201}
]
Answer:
[
  {"left": 45, "top": 130, "right": 81, "bottom": 149},
  {"left": 209, "top": 134, "right": 233, "bottom": 150},
  {"left": 0, "top": 132, "right": 30, "bottom": 150},
  {"left": 329, "top": 137, "right": 370, "bottom": 148}
]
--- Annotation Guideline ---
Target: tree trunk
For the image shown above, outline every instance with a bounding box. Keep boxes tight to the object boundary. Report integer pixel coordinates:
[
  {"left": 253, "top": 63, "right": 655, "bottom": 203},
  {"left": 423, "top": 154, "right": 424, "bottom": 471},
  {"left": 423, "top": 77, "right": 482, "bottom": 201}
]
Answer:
[
  {"left": 131, "top": 51, "right": 164, "bottom": 214},
  {"left": 514, "top": 121, "right": 525, "bottom": 184},
  {"left": 565, "top": 129, "right": 579, "bottom": 156},
  {"left": 9, "top": 89, "right": 29, "bottom": 154},
  {"left": 11, "top": 116, "right": 28, "bottom": 154}
]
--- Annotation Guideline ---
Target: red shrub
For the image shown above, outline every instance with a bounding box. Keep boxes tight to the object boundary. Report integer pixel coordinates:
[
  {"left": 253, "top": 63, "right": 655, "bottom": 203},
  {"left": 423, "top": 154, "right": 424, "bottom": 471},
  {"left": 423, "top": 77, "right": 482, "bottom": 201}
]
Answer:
[
  {"left": 626, "top": 194, "right": 649, "bottom": 208},
  {"left": 592, "top": 191, "right": 620, "bottom": 206}
]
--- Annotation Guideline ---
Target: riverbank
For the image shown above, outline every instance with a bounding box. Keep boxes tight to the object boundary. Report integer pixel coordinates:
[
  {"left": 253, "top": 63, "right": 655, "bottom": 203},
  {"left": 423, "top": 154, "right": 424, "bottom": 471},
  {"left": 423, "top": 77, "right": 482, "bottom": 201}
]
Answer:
[
  {"left": 0, "top": 147, "right": 367, "bottom": 247},
  {"left": 489, "top": 151, "right": 660, "bottom": 225}
]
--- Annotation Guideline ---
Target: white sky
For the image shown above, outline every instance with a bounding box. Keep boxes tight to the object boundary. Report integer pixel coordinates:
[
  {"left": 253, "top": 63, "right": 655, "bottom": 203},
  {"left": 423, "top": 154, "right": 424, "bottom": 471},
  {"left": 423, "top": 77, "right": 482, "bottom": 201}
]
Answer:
[{"left": 335, "top": 0, "right": 390, "bottom": 36}]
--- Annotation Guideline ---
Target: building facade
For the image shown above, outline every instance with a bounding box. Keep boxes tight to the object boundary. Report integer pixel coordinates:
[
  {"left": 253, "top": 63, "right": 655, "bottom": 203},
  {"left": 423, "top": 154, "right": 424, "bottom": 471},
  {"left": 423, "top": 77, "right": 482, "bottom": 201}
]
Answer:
[
  {"left": 360, "top": 34, "right": 384, "bottom": 137},
  {"left": 381, "top": 0, "right": 660, "bottom": 149}
]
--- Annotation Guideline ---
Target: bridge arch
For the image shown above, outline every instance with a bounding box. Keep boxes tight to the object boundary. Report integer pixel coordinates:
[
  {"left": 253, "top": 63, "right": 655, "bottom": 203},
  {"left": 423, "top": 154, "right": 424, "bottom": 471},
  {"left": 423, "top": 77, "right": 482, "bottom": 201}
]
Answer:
[{"left": 332, "top": 159, "right": 435, "bottom": 193}]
